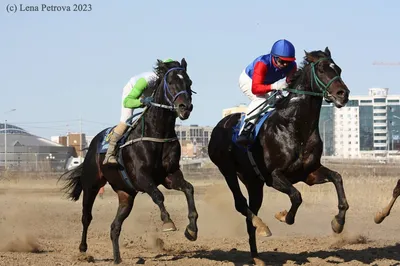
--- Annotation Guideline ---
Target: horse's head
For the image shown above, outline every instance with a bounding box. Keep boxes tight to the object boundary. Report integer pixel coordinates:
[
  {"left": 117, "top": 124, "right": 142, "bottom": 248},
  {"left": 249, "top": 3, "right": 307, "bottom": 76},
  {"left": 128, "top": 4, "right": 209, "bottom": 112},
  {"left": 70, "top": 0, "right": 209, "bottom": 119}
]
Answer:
[
  {"left": 304, "top": 47, "right": 350, "bottom": 108},
  {"left": 154, "top": 58, "right": 194, "bottom": 120}
]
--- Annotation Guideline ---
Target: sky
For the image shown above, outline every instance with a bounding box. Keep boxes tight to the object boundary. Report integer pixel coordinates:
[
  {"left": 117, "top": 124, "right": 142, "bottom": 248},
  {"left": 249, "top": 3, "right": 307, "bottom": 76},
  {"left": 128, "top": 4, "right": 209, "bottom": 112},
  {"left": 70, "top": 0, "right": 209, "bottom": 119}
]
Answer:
[{"left": 1, "top": 0, "right": 400, "bottom": 138}]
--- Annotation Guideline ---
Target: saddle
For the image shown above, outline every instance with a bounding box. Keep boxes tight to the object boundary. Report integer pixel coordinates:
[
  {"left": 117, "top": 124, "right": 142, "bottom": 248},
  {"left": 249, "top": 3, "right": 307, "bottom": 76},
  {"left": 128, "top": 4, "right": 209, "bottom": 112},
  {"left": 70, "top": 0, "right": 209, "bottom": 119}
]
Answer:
[
  {"left": 232, "top": 110, "right": 273, "bottom": 150},
  {"left": 98, "top": 113, "right": 143, "bottom": 154}
]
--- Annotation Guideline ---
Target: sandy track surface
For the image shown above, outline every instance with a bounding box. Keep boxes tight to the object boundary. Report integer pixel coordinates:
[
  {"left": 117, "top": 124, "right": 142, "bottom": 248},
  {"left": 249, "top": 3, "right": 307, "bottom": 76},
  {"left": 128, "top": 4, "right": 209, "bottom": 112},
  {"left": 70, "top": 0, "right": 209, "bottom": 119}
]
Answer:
[{"left": 1, "top": 176, "right": 400, "bottom": 265}]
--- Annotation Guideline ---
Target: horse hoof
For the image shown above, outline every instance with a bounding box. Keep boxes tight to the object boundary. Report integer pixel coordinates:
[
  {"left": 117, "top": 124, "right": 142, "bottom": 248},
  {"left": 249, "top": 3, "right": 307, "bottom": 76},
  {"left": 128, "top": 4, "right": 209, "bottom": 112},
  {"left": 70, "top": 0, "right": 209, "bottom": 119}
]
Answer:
[
  {"left": 114, "top": 258, "right": 122, "bottom": 265},
  {"left": 184, "top": 227, "right": 197, "bottom": 241},
  {"left": 251, "top": 216, "right": 272, "bottom": 237},
  {"left": 79, "top": 244, "right": 87, "bottom": 253},
  {"left": 331, "top": 217, "right": 344, "bottom": 234},
  {"left": 162, "top": 221, "right": 177, "bottom": 232},
  {"left": 374, "top": 212, "right": 385, "bottom": 224},
  {"left": 256, "top": 225, "right": 272, "bottom": 237},
  {"left": 275, "top": 210, "right": 288, "bottom": 223},
  {"left": 253, "top": 257, "right": 266, "bottom": 266}
]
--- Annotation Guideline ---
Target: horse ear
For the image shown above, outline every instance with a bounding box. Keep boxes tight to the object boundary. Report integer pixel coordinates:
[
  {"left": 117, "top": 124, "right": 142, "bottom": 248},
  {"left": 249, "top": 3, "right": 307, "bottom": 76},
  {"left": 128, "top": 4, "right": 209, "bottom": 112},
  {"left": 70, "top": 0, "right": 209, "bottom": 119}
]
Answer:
[
  {"left": 304, "top": 50, "right": 317, "bottom": 63},
  {"left": 304, "top": 50, "right": 311, "bottom": 62},
  {"left": 181, "top": 58, "right": 187, "bottom": 70},
  {"left": 324, "top": 47, "right": 331, "bottom": 57}
]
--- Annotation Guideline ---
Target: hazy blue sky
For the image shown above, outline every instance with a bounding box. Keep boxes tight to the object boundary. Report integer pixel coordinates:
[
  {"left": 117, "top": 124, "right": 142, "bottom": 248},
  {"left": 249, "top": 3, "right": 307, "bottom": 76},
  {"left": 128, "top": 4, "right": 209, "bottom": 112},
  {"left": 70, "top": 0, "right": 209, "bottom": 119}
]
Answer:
[{"left": 1, "top": 0, "right": 399, "bottom": 138}]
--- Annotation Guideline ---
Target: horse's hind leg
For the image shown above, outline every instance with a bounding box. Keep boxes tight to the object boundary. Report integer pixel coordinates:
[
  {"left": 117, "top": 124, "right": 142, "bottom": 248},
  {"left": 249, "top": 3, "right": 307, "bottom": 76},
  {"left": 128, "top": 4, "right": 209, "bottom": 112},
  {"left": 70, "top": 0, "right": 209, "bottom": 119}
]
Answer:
[
  {"left": 305, "top": 166, "right": 349, "bottom": 233},
  {"left": 245, "top": 181, "right": 267, "bottom": 266},
  {"left": 79, "top": 187, "right": 101, "bottom": 253},
  {"left": 375, "top": 179, "right": 400, "bottom": 224},
  {"left": 164, "top": 169, "right": 198, "bottom": 241},
  {"left": 110, "top": 190, "right": 137, "bottom": 264},
  {"left": 219, "top": 166, "right": 271, "bottom": 237}
]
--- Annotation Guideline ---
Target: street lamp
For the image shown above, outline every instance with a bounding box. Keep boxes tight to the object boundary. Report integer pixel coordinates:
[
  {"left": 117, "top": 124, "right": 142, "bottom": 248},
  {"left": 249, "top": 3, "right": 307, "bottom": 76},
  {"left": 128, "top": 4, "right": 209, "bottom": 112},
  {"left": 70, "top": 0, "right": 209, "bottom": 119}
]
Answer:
[
  {"left": 46, "top": 153, "right": 55, "bottom": 171},
  {"left": 46, "top": 153, "right": 55, "bottom": 160},
  {"left": 4, "top": 109, "right": 16, "bottom": 170},
  {"left": 323, "top": 119, "right": 332, "bottom": 157}
]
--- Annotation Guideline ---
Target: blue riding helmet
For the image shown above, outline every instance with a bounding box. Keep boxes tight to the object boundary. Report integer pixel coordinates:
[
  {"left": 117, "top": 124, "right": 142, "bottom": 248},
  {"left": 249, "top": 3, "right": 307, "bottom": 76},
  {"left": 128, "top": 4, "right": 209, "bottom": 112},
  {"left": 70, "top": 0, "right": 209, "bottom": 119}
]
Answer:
[{"left": 271, "top": 39, "right": 296, "bottom": 61}]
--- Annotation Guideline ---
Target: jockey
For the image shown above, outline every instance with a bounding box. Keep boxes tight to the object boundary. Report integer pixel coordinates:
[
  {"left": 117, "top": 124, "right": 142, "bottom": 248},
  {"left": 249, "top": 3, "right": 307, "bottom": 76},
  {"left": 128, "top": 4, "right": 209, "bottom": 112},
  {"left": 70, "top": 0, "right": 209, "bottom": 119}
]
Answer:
[
  {"left": 236, "top": 39, "right": 297, "bottom": 147},
  {"left": 103, "top": 58, "right": 174, "bottom": 165}
]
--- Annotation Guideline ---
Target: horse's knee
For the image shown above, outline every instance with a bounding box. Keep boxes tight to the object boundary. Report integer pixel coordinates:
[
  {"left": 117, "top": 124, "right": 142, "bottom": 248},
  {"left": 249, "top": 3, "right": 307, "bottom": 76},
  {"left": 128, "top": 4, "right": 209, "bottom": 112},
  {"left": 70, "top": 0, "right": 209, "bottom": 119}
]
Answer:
[
  {"left": 164, "top": 170, "right": 186, "bottom": 189},
  {"left": 82, "top": 213, "right": 92, "bottom": 225},
  {"left": 150, "top": 190, "right": 165, "bottom": 204},
  {"left": 184, "top": 181, "right": 194, "bottom": 194},
  {"left": 331, "top": 172, "right": 343, "bottom": 184}
]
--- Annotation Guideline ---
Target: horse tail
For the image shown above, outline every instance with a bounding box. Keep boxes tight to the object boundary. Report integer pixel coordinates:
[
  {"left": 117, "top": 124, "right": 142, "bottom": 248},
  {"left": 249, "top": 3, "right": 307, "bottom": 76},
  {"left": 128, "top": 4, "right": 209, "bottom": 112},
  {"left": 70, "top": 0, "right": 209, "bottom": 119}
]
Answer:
[{"left": 58, "top": 164, "right": 84, "bottom": 201}]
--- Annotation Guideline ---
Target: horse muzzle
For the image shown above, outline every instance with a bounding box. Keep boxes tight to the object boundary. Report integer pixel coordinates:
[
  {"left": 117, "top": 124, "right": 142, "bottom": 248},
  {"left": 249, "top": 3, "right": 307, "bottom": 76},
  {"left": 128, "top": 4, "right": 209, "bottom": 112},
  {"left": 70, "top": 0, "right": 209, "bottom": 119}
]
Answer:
[
  {"left": 326, "top": 88, "right": 349, "bottom": 108},
  {"left": 177, "top": 103, "right": 193, "bottom": 120}
]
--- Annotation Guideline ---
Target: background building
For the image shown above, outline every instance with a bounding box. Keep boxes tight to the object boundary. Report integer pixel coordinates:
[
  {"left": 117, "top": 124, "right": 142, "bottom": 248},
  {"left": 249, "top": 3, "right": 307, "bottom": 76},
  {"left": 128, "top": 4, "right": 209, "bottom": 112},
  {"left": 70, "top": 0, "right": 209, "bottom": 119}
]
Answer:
[
  {"left": 0, "top": 123, "right": 76, "bottom": 171},
  {"left": 51, "top": 132, "right": 87, "bottom": 157},
  {"left": 222, "top": 104, "right": 247, "bottom": 118},
  {"left": 175, "top": 124, "right": 213, "bottom": 158},
  {"left": 319, "top": 88, "right": 400, "bottom": 158}
]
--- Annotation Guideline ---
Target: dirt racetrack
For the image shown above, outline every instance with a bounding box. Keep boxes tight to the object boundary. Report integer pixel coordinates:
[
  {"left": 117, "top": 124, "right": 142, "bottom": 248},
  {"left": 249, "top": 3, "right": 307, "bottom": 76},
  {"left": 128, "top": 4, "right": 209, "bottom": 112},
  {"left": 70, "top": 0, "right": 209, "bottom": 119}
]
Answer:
[{"left": 1, "top": 171, "right": 400, "bottom": 266}]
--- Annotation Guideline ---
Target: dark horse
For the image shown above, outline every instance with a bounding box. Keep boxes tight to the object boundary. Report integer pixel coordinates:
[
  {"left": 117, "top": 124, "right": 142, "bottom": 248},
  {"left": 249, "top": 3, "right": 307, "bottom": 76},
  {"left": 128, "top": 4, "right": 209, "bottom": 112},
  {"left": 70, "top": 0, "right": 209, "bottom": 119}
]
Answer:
[
  {"left": 59, "top": 59, "right": 198, "bottom": 264},
  {"left": 375, "top": 179, "right": 400, "bottom": 224},
  {"left": 208, "top": 48, "right": 350, "bottom": 265}
]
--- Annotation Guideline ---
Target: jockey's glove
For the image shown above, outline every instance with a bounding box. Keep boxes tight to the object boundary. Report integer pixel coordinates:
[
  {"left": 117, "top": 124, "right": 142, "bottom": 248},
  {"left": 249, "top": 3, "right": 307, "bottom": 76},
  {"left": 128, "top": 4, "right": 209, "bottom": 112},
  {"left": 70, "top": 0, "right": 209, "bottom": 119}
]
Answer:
[
  {"left": 140, "top": 96, "right": 153, "bottom": 107},
  {"left": 271, "top": 79, "right": 288, "bottom": 91}
]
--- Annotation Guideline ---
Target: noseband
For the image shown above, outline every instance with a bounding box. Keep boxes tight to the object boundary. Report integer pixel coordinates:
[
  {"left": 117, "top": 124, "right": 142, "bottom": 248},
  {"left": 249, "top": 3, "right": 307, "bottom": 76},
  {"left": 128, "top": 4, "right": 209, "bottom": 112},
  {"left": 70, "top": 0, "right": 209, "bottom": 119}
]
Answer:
[{"left": 149, "top": 67, "right": 191, "bottom": 111}]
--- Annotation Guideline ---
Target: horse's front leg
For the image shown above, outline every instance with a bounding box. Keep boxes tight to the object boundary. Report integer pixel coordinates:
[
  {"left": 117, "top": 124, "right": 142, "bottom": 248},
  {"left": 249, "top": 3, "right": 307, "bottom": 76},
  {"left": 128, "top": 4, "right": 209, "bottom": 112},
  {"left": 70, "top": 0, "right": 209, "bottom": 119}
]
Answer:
[
  {"left": 137, "top": 169, "right": 177, "bottom": 232},
  {"left": 375, "top": 179, "right": 400, "bottom": 224},
  {"left": 305, "top": 165, "right": 349, "bottom": 234},
  {"left": 164, "top": 169, "right": 198, "bottom": 241},
  {"left": 270, "top": 169, "right": 303, "bottom": 225}
]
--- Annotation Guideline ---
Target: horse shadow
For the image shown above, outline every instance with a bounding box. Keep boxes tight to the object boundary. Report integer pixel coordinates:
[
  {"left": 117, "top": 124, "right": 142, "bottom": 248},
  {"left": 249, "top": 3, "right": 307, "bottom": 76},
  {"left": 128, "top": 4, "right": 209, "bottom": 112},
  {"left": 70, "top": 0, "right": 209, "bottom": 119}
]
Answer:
[{"left": 153, "top": 243, "right": 400, "bottom": 265}]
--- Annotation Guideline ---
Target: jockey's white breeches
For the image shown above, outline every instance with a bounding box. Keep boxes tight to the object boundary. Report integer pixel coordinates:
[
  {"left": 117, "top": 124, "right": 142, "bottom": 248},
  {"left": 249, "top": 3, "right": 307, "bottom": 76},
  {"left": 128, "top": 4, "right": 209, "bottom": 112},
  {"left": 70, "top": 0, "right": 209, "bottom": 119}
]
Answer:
[
  {"left": 120, "top": 83, "right": 134, "bottom": 123},
  {"left": 238, "top": 70, "right": 274, "bottom": 133}
]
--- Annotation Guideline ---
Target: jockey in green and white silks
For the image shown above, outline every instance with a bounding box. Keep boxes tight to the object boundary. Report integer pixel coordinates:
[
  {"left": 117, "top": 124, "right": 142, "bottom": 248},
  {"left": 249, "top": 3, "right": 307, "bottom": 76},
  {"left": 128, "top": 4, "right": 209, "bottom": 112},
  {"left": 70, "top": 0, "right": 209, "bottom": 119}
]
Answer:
[{"left": 103, "top": 58, "right": 174, "bottom": 165}]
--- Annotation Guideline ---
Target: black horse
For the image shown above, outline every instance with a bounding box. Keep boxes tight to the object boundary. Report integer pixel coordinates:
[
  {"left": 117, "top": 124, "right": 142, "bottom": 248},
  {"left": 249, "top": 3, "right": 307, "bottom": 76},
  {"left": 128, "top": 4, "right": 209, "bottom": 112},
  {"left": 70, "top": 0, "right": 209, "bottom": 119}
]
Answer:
[
  {"left": 59, "top": 58, "right": 198, "bottom": 264},
  {"left": 208, "top": 48, "right": 350, "bottom": 265},
  {"left": 375, "top": 179, "right": 400, "bottom": 224}
]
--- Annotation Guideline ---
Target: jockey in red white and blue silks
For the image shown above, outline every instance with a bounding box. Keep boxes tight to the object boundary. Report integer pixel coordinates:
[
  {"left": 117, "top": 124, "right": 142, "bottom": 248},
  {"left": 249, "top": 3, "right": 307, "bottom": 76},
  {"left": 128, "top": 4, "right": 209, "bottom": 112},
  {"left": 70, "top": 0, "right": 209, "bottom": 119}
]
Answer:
[{"left": 236, "top": 39, "right": 298, "bottom": 146}]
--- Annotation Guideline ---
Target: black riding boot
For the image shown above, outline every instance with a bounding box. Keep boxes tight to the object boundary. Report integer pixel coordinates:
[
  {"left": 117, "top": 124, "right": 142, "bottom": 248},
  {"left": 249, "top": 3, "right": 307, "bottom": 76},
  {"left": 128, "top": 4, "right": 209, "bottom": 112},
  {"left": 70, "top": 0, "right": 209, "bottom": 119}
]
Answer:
[{"left": 236, "top": 122, "right": 255, "bottom": 147}]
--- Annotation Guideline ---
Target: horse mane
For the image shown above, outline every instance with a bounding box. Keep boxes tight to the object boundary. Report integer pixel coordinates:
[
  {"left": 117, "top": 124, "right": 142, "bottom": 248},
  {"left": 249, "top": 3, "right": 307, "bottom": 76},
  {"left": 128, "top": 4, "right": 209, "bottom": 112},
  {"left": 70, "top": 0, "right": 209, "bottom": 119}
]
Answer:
[
  {"left": 274, "top": 50, "right": 328, "bottom": 108},
  {"left": 142, "top": 59, "right": 183, "bottom": 97}
]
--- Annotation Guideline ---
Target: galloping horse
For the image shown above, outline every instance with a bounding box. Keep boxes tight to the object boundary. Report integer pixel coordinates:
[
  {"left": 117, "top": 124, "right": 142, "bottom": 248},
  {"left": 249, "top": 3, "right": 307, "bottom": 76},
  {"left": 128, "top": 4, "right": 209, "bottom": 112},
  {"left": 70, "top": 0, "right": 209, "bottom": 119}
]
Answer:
[
  {"left": 208, "top": 48, "right": 350, "bottom": 265},
  {"left": 59, "top": 59, "right": 198, "bottom": 264},
  {"left": 375, "top": 179, "right": 400, "bottom": 224}
]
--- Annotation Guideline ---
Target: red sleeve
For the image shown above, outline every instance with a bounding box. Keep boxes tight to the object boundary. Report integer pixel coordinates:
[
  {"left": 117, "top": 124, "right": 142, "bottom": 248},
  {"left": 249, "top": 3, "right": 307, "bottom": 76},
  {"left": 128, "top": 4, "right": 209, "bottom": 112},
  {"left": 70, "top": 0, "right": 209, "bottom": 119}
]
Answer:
[
  {"left": 251, "top": 61, "right": 272, "bottom": 95},
  {"left": 286, "top": 63, "right": 297, "bottom": 83}
]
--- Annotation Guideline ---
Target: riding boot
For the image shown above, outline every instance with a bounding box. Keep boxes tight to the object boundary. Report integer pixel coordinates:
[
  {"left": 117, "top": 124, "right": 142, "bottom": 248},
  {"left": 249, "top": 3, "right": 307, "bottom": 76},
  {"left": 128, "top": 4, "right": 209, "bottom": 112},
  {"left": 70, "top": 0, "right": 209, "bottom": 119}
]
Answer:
[
  {"left": 103, "top": 123, "right": 127, "bottom": 165},
  {"left": 236, "top": 122, "right": 255, "bottom": 147}
]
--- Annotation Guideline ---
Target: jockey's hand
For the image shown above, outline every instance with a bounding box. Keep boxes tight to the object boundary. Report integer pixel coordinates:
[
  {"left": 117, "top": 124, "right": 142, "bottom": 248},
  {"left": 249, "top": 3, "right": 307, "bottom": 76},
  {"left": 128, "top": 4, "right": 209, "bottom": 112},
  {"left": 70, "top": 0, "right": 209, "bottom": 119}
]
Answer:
[
  {"left": 140, "top": 96, "right": 153, "bottom": 107},
  {"left": 271, "top": 79, "right": 288, "bottom": 91}
]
